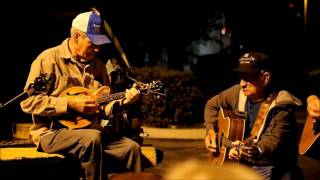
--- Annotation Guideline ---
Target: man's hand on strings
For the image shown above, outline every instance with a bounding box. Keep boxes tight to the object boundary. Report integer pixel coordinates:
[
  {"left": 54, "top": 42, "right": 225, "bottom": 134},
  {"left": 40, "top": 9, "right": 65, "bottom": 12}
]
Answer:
[
  {"left": 228, "top": 140, "right": 242, "bottom": 160},
  {"left": 228, "top": 141, "right": 261, "bottom": 161},
  {"left": 123, "top": 83, "right": 140, "bottom": 105},
  {"left": 239, "top": 145, "right": 261, "bottom": 161},
  {"left": 67, "top": 96, "right": 99, "bottom": 115}
]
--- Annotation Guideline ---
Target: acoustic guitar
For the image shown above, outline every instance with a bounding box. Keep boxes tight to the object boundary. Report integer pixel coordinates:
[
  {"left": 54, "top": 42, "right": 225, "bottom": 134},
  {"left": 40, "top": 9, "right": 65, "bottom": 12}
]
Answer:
[
  {"left": 210, "top": 108, "right": 245, "bottom": 166},
  {"left": 299, "top": 115, "right": 320, "bottom": 155},
  {"left": 58, "top": 81, "right": 164, "bottom": 129}
]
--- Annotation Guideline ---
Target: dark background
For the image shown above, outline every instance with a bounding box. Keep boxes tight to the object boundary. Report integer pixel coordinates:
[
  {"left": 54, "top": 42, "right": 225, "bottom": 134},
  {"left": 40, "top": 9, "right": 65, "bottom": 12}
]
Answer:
[{"left": 0, "top": 0, "right": 319, "bottom": 139}]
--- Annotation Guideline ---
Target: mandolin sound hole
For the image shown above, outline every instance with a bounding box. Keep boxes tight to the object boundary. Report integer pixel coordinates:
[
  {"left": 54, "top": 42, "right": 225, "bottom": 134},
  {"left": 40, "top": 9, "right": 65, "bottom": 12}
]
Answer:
[{"left": 67, "top": 92, "right": 87, "bottom": 96}]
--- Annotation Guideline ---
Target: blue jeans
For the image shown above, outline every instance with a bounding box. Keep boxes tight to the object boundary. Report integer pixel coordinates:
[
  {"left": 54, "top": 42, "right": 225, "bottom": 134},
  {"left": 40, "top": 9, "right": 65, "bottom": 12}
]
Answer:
[
  {"left": 253, "top": 166, "right": 273, "bottom": 180},
  {"left": 253, "top": 165, "right": 303, "bottom": 180}
]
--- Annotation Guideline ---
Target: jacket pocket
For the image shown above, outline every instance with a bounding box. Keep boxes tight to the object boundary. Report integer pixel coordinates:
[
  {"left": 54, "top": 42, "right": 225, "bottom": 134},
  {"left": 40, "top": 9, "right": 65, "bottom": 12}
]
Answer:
[{"left": 53, "top": 75, "right": 82, "bottom": 95}]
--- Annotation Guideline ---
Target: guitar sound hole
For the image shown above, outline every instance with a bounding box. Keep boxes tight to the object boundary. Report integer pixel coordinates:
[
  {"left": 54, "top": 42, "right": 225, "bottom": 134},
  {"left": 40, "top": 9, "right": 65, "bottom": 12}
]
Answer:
[{"left": 219, "top": 132, "right": 224, "bottom": 148}]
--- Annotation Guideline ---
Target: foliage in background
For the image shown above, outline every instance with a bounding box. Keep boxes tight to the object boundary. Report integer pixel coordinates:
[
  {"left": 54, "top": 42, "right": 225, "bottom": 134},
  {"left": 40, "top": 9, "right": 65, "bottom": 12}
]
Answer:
[{"left": 132, "top": 67, "right": 207, "bottom": 128}]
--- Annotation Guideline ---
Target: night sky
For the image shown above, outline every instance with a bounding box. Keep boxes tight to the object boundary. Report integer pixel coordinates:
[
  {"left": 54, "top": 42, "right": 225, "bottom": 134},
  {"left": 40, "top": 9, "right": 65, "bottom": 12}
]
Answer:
[{"left": 0, "top": 0, "right": 319, "bottom": 138}]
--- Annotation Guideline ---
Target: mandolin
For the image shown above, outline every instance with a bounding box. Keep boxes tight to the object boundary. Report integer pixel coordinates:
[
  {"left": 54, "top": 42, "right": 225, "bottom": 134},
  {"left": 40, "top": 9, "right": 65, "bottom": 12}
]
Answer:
[{"left": 58, "top": 81, "right": 164, "bottom": 129}]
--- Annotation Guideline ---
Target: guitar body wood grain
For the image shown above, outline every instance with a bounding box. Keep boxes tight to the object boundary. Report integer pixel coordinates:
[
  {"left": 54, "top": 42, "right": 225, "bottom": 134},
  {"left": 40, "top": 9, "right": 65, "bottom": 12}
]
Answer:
[
  {"left": 299, "top": 115, "right": 320, "bottom": 155},
  {"left": 210, "top": 108, "right": 245, "bottom": 166}
]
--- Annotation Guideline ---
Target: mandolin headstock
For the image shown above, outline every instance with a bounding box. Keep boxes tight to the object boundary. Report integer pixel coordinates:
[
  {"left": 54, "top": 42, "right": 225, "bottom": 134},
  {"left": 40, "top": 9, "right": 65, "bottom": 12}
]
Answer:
[{"left": 138, "top": 80, "right": 166, "bottom": 98}]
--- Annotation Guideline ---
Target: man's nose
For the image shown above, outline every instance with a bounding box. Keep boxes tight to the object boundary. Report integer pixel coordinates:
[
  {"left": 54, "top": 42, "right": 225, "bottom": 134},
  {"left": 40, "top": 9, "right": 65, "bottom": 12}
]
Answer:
[
  {"left": 93, "top": 45, "right": 100, "bottom": 52},
  {"left": 239, "top": 79, "right": 247, "bottom": 87}
]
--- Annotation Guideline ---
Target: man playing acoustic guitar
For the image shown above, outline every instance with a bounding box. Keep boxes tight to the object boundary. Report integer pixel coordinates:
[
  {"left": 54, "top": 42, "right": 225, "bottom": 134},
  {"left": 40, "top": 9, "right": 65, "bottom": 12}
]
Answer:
[
  {"left": 204, "top": 52, "right": 303, "bottom": 179},
  {"left": 20, "top": 10, "right": 141, "bottom": 180}
]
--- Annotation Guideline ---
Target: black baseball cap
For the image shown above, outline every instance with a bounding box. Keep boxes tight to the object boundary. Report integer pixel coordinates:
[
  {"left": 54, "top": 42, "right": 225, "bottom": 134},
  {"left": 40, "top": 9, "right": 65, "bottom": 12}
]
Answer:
[{"left": 233, "top": 52, "right": 271, "bottom": 74}]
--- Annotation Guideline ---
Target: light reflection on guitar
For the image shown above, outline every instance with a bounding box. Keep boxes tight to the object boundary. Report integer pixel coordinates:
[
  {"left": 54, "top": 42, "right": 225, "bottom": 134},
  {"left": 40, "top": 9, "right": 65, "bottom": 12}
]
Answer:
[
  {"left": 299, "top": 115, "right": 320, "bottom": 155},
  {"left": 210, "top": 108, "right": 245, "bottom": 166}
]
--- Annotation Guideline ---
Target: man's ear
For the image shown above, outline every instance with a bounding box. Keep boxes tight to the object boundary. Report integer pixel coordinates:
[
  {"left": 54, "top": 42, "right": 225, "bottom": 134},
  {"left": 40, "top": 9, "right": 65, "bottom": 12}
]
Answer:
[
  {"left": 262, "top": 72, "right": 271, "bottom": 86},
  {"left": 72, "top": 31, "right": 81, "bottom": 43},
  {"left": 75, "top": 32, "right": 80, "bottom": 43}
]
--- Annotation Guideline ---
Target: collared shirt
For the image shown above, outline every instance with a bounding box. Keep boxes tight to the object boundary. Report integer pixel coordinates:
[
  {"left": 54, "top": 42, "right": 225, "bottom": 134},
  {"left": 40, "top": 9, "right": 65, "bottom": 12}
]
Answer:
[{"left": 20, "top": 38, "right": 110, "bottom": 145}]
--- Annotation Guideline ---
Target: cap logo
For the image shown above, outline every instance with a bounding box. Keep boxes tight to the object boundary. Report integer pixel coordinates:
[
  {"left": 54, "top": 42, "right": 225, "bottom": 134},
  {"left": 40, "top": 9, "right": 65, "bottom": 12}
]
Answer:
[
  {"left": 239, "top": 53, "right": 255, "bottom": 64},
  {"left": 93, "top": 24, "right": 101, "bottom": 33}
]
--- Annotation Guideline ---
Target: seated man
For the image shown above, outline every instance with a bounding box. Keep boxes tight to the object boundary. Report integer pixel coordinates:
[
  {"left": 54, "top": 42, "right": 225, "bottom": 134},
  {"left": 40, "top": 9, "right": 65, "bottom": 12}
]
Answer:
[
  {"left": 204, "top": 52, "right": 303, "bottom": 179},
  {"left": 20, "top": 10, "right": 141, "bottom": 180}
]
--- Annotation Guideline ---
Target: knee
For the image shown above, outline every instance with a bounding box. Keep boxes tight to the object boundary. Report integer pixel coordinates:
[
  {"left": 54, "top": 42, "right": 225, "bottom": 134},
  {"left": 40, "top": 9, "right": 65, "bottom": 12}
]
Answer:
[
  {"left": 129, "top": 140, "right": 141, "bottom": 152},
  {"left": 84, "top": 129, "right": 102, "bottom": 145}
]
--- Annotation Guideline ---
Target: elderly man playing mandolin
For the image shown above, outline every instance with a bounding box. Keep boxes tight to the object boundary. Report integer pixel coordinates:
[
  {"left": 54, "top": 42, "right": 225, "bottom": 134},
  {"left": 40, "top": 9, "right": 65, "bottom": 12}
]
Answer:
[{"left": 21, "top": 11, "right": 141, "bottom": 180}]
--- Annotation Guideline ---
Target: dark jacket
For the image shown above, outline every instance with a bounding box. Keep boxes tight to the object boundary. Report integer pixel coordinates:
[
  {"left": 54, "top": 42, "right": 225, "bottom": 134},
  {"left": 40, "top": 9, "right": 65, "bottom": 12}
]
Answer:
[{"left": 204, "top": 84, "right": 303, "bottom": 167}]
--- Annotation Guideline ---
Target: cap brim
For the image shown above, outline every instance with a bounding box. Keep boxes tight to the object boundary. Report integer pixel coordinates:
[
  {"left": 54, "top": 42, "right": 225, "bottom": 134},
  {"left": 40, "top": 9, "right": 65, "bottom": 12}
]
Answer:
[
  {"left": 233, "top": 67, "right": 260, "bottom": 74},
  {"left": 87, "top": 34, "right": 111, "bottom": 45}
]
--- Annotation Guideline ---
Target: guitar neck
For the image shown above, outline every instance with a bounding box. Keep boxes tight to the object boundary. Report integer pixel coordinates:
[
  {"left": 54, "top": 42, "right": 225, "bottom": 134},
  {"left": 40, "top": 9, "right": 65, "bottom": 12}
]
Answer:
[
  {"left": 94, "top": 81, "right": 163, "bottom": 105},
  {"left": 96, "top": 92, "right": 126, "bottom": 104},
  {"left": 217, "top": 134, "right": 234, "bottom": 149}
]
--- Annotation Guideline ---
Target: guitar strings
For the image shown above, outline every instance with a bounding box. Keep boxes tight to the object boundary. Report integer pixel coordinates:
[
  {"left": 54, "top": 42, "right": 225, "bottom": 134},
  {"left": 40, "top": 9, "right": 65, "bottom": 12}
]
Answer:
[{"left": 216, "top": 133, "right": 234, "bottom": 149}]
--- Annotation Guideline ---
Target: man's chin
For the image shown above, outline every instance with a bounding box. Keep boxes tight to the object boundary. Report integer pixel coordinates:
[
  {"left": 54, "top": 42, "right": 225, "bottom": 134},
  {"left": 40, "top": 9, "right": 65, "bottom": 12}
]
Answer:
[
  {"left": 242, "top": 90, "right": 252, "bottom": 96},
  {"left": 80, "top": 58, "right": 93, "bottom": 63}
]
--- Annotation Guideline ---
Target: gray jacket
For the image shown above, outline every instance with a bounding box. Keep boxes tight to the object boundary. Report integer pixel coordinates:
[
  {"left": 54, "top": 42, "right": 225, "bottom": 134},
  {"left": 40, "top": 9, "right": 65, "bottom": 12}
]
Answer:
[{"left": 204, "top": 84, "right": 303, "bottom": 167}]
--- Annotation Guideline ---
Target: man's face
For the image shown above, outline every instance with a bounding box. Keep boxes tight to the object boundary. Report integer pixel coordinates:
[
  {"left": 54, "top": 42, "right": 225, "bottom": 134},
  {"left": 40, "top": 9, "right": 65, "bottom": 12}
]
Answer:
[
  {"left": 76, "top": 34, "right": 100, "bottom": 62},
  {"left": 238, "top": 71, "right": 266, "bottom": 99}
]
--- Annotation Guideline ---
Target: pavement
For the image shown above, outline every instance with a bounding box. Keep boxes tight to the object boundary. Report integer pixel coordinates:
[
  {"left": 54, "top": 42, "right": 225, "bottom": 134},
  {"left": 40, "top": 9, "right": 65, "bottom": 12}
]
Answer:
[
  {"left": 142, "top": 138, "right": 320, "bottom": 180},
  {"left": 141, "top": 110, "right": 320, "bottom": 180},
  {"left": 142, "top": 126, "right": 206, "bottom": 139}
]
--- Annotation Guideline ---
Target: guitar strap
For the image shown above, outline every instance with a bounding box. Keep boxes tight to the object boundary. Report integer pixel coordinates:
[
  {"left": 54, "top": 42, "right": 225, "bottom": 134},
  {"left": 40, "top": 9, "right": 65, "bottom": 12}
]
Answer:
[
  {"left": 244, "top": 92, "right": 278, "bottom": 144},
  {"left": 90, "top": 7, "right": 131, "bottom": 71}
]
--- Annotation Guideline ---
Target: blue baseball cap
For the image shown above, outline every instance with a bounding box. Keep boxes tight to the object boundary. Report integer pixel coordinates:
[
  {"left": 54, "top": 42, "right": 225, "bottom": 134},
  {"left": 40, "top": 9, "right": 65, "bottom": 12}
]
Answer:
[{"left": 72, "top": 11, "right": 111, "bottom": 45}]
